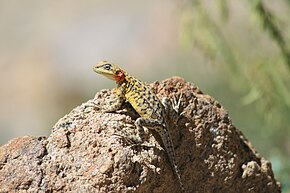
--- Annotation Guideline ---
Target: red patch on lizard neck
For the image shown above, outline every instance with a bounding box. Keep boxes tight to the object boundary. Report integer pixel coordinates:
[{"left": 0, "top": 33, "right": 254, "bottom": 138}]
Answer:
[{"left": 114, "top": 69, "right": 125, "bottom": 83}]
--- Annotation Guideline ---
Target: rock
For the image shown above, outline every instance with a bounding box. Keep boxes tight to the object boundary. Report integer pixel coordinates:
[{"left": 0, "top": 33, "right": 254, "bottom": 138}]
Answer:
[{"left": 0, "top": 77, "right": 281, "bottom": 193}]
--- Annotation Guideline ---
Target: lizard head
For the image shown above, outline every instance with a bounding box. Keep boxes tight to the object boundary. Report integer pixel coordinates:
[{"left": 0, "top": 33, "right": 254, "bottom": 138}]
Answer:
[{"left": 93, "top": 61, "right": 125, "bottom": 83}]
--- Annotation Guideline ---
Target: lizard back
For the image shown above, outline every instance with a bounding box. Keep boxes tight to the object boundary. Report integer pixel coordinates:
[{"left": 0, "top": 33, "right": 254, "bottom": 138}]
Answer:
[{"left": 120, "top": 74, "right": 164, "bottom": 121}]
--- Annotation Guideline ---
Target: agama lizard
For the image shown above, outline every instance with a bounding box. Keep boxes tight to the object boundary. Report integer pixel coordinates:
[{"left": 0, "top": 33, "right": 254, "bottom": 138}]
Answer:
[{"left": 93, "top": 61, "right": 185, "bottom": 192}]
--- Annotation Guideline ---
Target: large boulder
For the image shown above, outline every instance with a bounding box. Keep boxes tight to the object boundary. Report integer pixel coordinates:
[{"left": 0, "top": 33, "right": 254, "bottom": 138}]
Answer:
[{"left": 0, "top": 77, "right": 281, "bottom": 193}]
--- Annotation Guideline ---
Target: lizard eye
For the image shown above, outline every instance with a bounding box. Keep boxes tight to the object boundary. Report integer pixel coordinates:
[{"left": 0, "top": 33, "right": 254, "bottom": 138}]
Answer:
[{"left": 103, "top": 64, "right": 112, "bottom": 70}]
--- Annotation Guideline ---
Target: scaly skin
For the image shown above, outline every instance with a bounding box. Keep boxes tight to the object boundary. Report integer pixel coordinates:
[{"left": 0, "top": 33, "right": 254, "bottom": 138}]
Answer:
[{"left": 93, "top": 61, "right": 185, "bottom": 192}]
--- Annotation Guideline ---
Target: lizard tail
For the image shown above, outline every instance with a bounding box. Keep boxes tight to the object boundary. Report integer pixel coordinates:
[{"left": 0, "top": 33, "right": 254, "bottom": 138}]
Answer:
[{"left": 161, "top": 127, "right": 185, "bottom": 192}]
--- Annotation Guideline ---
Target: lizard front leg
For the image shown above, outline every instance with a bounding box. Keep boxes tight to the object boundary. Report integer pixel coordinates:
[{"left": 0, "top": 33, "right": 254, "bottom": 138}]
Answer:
[{"left": 102, "top": 87, "right": 125, "bottom": 113}]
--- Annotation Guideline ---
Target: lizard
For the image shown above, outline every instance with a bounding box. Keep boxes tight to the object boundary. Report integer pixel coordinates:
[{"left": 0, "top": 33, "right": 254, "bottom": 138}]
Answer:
[{"left": 93, "top": 61, "right": 185, "bottom": 192}]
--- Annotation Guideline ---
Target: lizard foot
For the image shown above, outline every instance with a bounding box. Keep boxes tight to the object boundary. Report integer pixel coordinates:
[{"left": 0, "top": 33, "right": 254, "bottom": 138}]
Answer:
[{"left": 171, "top": 93, "right": 183, "bottom": 114}]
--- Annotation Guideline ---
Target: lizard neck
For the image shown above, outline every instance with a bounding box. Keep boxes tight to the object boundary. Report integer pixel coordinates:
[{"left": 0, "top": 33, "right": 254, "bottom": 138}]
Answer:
[
  {"left": 115, "top": 69, "right": 126, "bottom": 85},
  {"left": 117, "top": 74, "right": 136, "bottom": 92}
]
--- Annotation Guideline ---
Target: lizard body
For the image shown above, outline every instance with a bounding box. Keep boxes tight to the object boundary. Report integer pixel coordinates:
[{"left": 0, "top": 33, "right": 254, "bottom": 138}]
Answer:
[{"left": 93, "top": 61, "right": 184, "bottom": 192}]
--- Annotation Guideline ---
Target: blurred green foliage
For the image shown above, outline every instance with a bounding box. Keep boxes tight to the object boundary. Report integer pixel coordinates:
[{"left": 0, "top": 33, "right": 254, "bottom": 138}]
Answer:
[{"left": 179, "top": 0, "right": 290, "bottom": 191}]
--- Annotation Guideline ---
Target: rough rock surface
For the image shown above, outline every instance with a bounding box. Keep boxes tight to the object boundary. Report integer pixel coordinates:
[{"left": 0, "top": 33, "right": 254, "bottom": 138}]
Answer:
[{"left": 0, "top": 77, "right": 281, "bottom": 193}]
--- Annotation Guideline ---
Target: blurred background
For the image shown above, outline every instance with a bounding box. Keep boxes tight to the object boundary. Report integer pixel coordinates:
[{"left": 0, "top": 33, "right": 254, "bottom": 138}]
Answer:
[{"left": 0, "top": 0, "right": 289, "bottom": 191}]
